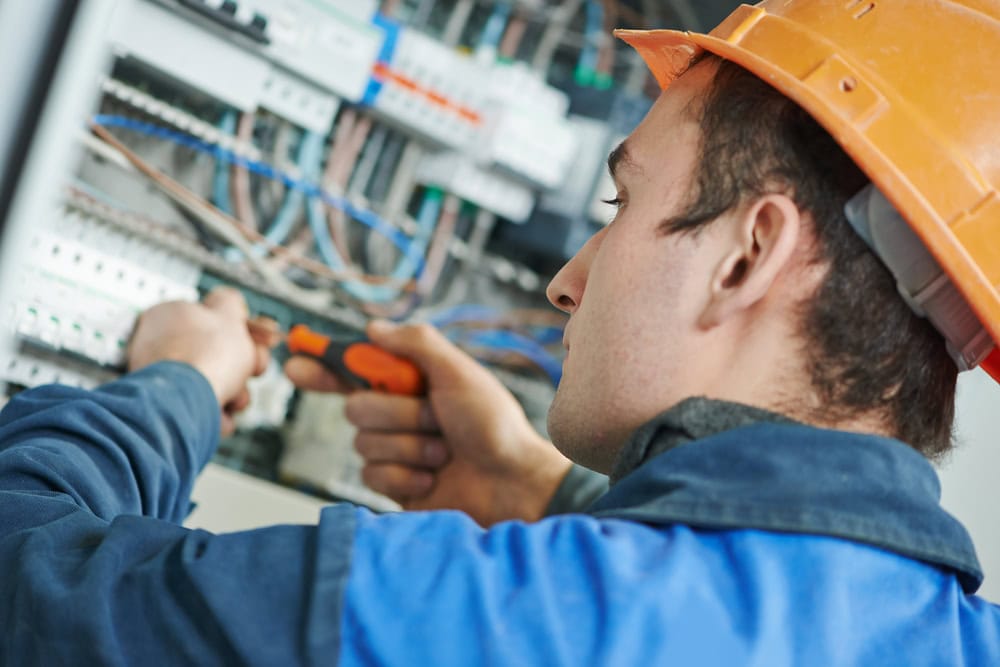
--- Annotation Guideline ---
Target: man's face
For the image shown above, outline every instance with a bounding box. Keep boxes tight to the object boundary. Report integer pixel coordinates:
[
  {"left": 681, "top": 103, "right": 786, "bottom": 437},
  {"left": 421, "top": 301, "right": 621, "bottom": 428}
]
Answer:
[{"left": 545, "top": 61, "right": 723, "bottom": 472}]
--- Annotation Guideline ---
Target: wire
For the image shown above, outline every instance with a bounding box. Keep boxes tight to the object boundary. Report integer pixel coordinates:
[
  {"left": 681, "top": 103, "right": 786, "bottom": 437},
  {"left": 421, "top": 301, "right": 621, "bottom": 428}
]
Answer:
[
  {"left": 441, "top": 0, "right": 475, "bottom": 47},
  {"left": 416, "top": 193, "right": 461, "bottom": 297},
  {"left": 457, "top": 329, "right": 563, "bottom": 386},
  {"left": 88, "top": 123, "right": 416, "bottom": 293},
  {"left": 230, "top": 111, "right": 259, "bottom": 232},
  {"left": 90, "top": 123, "right": 330, "bottom": 307},
  {"left": 212, "top": 110, "right": 237, "bottom": 215},
  {"left": 324, "top": 109, "right": 372, "bottom": 262},
  {"left": 532, "top": 0, "right": 584, "bottom": 74},
  {"left": 499, "top": 9, "right": 528, "bottom": 61},
  {"left": 320, "top": 108, "right": 358, "bottom": 260},
  {"left": 262, "top": 129, "right": 323, "bottom": 247},
  {"left": 595, "top": 0, "right": 618, "bottom": 88},
  {"left": 478, "top": 2, "right": 512, "bottom": 58},
  {"left": 410, "top": 0, "right": 435, "bottom": 28},
  {"left": 364, "top": 192, "right": 465, "bottom": 320},
  {"left": 261, "top": 121, "right": 295, "bottom": 216},
  {"left": 380, "top": 0, "right": 402, "bottom": 18},
  {"left": 90, "top": 115, "right": 417, "bottom": 262},
  {"left": 335, "top": 187, "right": 444, "bottom": 306},
  {"left": 575, "top": 0, "right": 605, "bottom": 86}
]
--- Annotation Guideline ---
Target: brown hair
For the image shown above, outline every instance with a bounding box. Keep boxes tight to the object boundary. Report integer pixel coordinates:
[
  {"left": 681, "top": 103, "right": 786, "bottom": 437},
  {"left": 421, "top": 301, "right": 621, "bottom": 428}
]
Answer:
[{"left": 663, "top": 57, "right": 956, "bottom": 458}]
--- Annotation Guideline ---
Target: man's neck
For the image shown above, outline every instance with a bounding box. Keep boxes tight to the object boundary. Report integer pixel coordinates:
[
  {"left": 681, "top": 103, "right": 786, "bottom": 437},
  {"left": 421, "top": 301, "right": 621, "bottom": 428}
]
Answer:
[{"left": 609, "top": 397, "right": 794, "bottom": 485}]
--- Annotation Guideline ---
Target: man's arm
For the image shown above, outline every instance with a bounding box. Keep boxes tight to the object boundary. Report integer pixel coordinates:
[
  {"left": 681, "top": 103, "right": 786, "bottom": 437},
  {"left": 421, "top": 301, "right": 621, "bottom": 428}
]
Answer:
[
  {"left": 0, "top": 362, "right": 218, "bottom": 525},
  {"left": 0, "top": 289, "right": 361, "bottom": 664}
]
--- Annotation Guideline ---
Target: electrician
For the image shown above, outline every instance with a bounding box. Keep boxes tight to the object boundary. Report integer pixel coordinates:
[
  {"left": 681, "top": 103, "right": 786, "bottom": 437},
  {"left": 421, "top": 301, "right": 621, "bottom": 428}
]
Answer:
[{"left": 2, "top": 1, "right": 1000, "bottom": 664}]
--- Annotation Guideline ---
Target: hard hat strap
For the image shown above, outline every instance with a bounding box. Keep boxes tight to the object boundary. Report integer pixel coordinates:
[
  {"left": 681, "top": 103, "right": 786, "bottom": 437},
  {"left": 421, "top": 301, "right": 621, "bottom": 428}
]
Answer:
[{"left": 844, "top": 184, "right": 995, "bottom": 371}]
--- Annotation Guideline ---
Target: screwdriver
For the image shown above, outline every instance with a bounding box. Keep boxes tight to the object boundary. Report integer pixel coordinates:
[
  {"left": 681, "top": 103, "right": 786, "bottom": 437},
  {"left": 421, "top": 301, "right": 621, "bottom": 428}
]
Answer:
[{"left": 247, "top": 320, "right": 425, "bottom": 396}]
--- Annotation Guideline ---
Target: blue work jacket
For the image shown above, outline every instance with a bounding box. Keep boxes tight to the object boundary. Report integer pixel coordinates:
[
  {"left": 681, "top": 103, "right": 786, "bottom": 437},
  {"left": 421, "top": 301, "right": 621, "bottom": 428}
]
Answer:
[{"left": 0, "top": 362, "right": 997, "bottom": 665}]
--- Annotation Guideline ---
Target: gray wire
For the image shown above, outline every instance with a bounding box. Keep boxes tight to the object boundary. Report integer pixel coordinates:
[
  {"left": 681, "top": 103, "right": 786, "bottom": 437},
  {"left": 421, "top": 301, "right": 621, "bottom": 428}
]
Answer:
[
  {"left": 531, "top": 0, "right": 584, "bottom": 73},
  {"left": 411, "top": 0, "right": 436, "bottom": 28},
  {"left": 347, "top": 125, "right": 389, "bottom": 200},
  {"left": 442, "top": 0, "right": 475, "bottom": 46}
]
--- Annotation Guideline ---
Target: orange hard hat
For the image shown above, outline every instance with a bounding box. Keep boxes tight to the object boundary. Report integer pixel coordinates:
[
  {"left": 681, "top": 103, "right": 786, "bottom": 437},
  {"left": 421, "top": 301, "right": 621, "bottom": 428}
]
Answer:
[{"left": 616, "top": 1, "right": 1000, "bottom": 383}]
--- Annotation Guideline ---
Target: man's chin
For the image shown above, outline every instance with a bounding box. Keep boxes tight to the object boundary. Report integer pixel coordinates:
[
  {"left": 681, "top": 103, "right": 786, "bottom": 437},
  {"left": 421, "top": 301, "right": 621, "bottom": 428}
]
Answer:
[{"left": 547, "top": 403, "right": 620, "bottom": 475}]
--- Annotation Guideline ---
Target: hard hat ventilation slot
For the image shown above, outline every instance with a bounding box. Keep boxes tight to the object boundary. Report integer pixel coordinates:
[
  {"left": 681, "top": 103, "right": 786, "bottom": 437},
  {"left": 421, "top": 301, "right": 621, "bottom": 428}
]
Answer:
[
  {"left": 844, "top": 184, "right": 995, "bottom": 372},
  {"left": 839, "top": 76, "right": 858, "bottom": 93},
  {"left": 851, "top": 3, "right": 876, "bottom": 20}
]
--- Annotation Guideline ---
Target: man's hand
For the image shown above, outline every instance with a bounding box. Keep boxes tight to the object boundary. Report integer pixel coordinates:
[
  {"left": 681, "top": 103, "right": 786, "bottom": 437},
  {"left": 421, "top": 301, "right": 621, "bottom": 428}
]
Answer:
[
  {"left": 284, "top": 320, "right": 572, "bottom": 526},
  {"left": 127, "top": 287, "right": 273, "bottom": 435}
]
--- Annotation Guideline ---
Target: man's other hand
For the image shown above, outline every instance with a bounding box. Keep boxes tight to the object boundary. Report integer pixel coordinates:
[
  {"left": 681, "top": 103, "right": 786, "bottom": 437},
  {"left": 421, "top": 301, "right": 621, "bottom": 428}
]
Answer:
[
  {"left": 127, "top": 287, "right": 273, "bottom": 435},
  {"left": 284, "top": 320, "right": 572, "bottom": 526}
]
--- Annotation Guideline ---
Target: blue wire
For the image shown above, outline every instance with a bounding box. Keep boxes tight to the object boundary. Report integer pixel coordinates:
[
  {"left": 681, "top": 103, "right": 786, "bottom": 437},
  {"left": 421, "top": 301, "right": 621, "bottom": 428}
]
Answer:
[
  {"left": 430, "top": 304, "right": 564, "bottom": 343},
  {"left": 429, "top": 304, "right": 502, "bottom": 328},
  {"left": 306, "top": 195, "right": 344, "bottom": 268},
  {"left": 336, "top": 188, "right": 442, "bottom": 303},
  {"left": 479, "top": 2, "right": 512, "bottom": 52},
  {"left": 91, "top": 115, "right": 415, "bottom": 259},
  {"left": 212, "top": 111, "right": 237, "bottom": 215},
  {"left": 264, "top": 130, "right": 323, "bottom": 247},
  {"left": 462, "top": 329, "right": 563, "bottom": 386}
]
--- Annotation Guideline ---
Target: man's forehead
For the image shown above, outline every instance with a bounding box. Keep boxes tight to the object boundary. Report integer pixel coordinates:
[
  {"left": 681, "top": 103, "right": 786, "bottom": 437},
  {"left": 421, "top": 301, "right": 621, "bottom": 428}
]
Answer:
[
  {"left": 610, "top": 61, "right": 716, "bottom": 179},
  {"left": 607, "top": 141, "right": 638, "bottom": 179}
]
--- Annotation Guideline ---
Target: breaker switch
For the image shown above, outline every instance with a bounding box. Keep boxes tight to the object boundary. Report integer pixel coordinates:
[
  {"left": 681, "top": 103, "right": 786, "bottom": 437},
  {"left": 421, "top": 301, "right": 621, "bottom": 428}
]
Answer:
[
  {"left": 250, "top": 12, "right": 268, "bottom": 33},
  {"left": 177, "top": 0, "right": 271, "bottom": 45}
]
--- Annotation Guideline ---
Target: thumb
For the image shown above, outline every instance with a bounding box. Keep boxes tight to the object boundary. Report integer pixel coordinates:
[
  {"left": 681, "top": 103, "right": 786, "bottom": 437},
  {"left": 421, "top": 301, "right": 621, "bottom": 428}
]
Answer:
[
  {"left": 202, "top": 286, "right": 249, "bottom": 320},
  {"left": 366, "top": 320, "right": 475, "bottom": 384}
]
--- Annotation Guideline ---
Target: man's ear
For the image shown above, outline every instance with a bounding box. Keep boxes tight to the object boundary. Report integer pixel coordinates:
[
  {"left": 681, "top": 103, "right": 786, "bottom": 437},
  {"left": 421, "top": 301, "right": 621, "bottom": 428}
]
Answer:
[{"left": 699, "top": 194, "right": 803, "bottom": 328}]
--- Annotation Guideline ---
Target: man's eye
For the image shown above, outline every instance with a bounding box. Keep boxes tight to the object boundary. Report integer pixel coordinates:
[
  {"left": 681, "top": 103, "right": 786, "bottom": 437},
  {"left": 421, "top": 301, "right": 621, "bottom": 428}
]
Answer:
[{"left": 601, "top": 197, "right": 623, "bottom": 209}]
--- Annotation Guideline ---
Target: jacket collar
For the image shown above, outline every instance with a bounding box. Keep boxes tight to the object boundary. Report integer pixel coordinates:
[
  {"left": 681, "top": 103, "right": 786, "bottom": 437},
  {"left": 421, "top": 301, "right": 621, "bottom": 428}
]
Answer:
[{"left": 591, "top": 398, "right": 983, "bottom": 592}]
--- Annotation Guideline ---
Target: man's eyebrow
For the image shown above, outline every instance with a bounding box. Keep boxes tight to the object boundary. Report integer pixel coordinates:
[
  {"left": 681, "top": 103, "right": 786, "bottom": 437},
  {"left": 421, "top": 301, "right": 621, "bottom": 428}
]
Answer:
[{"left": 607, "top": 141, "right": 637, "bottom": 179}]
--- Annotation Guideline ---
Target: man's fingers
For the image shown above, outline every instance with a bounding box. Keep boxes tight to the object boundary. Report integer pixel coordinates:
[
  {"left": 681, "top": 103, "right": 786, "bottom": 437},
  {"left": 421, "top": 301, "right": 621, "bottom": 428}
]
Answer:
[
  {"left": 361, "top": 462, "right": 434, "bottom": 502},
  {"left": 227, "top": 387, "right": 251, "bottom": 413},
  {"left": 366, "top": 320, "right": 476, "bottom": 384},
  {"left": 355, "top": 431, "right": 450, "bottom": 468},
  {"left": 345, "top": 393, "right": 439, "bottom": 432},
  {"left": 284, "top": 356, "right": 351, "bottom": 393},
  {"left": 252, "top": 343, "right": 271, "bottom": 377},
  {"left": 220, "top": 410, "right": 236, "bottom": 438},
  {"left": 202, "top": 286, "right": 249, "bottom": 320},
  {"left": 248, "top": 316, "right": 282, "bottom": 348}
]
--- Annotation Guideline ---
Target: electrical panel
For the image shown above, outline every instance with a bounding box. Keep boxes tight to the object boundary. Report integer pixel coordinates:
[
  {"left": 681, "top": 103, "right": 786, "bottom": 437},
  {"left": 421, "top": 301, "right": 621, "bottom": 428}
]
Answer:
[{"left": 0, "top": 0, "right": 714, "bottom": 509}]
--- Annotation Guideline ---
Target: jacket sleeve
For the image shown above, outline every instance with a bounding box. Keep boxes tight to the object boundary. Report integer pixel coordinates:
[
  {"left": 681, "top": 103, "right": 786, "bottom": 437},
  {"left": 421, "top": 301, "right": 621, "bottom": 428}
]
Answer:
[
  {"left": 0, "top": 361, "right": 219, "bottom": 524},
  {"left": 0, "top": 362, "right": 356, "bottom": 666}
]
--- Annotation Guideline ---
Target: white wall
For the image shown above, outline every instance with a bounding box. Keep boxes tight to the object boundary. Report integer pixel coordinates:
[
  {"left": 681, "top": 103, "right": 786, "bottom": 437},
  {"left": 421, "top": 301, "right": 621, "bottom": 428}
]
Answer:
[{"left": 939, "top": 368, "right": 1000, "bottom": 602}]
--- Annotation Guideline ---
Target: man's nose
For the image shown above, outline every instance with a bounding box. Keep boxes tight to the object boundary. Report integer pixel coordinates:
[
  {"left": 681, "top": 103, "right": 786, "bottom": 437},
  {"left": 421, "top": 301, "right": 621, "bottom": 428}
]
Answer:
[{"left": 546, "top": 229, "right": 603, "bottom": 314}]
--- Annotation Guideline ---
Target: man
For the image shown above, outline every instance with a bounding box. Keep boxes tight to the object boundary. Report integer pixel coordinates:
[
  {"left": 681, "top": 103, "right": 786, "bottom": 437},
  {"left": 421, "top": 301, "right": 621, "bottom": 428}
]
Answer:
[{"left": 2, "top": 1, "right": 999, "bottom": 664}]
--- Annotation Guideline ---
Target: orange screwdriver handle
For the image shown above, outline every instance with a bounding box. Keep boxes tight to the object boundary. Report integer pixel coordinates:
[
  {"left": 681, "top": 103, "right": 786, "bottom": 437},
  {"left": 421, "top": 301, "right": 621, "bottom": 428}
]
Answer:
[
  {"left": 286, "top": 324, "right": 425, "bottom": 396},
  {"left": 342, "top": 343, "right": 425, "bottom": 396}
]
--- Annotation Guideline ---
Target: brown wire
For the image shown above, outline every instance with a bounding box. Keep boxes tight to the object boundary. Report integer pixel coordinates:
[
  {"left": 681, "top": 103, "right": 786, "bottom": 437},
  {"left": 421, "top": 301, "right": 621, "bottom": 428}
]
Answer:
[
  {"left": 90, "top": 123, "right": 416, "bottom": 291},
  {"left": 597, "top": 0, "right": 619, "bottom": 77},
  {"left": 499, "top": 11, "right": 528, "bottom": 59}
]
